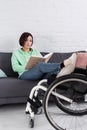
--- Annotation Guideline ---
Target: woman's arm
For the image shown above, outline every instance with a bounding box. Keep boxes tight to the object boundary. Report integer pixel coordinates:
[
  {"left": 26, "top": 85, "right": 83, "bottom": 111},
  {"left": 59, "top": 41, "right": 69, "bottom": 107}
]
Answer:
[{"left": 11, "top": 53, "right": 26, "bottom": 74}]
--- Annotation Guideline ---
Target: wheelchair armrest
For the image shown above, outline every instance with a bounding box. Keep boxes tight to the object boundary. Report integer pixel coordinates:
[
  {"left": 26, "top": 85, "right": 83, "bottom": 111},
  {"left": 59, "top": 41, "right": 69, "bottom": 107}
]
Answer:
[{"left": 74, "top": 67, "right": 87, "bottom": 76}]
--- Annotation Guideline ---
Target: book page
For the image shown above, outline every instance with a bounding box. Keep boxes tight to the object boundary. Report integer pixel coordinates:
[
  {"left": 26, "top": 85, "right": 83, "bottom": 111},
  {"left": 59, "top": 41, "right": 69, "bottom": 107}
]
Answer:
[
  {"left": 25, "top": 52, "right": 53, "bottom": 70},
  {"left": 25, "top": 56, "right": 45, "bottom": 70},
  {"left": 44, "top": 52, "right": 53, "bottom": 63}
]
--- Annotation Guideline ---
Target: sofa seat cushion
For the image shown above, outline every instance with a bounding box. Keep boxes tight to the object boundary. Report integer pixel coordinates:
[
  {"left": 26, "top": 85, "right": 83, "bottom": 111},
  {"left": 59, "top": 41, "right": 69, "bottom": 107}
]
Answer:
[{"left": 0, "top": 77, "right": 39, "bottom": 98}]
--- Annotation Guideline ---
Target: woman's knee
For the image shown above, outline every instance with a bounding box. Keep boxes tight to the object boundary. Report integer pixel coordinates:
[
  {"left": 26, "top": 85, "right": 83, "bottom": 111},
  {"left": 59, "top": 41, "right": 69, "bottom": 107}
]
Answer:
[
  {"left": 37, "top": 62, "right": 45, "bottom": 66},
  {"left": 36, "top": 62, "right": 45, "bottom": 70}
]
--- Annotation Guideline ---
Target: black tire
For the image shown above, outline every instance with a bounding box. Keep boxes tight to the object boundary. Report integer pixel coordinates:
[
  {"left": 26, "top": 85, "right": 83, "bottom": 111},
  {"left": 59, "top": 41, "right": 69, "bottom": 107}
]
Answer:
[{"left": 44, "top": 74, "right": 87, "bottom": 130}]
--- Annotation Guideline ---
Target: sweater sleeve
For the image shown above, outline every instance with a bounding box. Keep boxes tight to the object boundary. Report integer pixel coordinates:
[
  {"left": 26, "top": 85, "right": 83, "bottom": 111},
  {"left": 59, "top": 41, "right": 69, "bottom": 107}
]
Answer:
[{"left": 11, "top": 53, "right": 26, "bottom": 74}]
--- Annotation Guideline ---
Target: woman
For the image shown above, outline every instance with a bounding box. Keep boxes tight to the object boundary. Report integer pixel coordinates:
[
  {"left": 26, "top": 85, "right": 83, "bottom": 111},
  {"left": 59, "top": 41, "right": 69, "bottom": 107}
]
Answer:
[{"left": 11, "top": 32, "right": 75, "bottom": 80}]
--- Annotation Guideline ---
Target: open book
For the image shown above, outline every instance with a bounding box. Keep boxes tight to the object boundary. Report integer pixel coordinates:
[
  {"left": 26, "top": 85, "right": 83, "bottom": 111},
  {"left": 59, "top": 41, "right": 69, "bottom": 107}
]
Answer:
[{"left": 25, "top": 52, "right": 53, "bottom": 70}]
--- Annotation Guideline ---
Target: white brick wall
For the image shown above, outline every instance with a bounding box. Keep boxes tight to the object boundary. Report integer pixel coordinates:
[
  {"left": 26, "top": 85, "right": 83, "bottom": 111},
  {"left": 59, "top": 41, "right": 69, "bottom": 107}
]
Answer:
[{"left": 0, "top": 0, "right": 87, "bottom": 52}]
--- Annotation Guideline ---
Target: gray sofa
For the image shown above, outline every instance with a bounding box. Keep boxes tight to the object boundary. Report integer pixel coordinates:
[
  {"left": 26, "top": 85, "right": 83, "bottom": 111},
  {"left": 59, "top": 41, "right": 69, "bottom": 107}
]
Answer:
[{"left": 0, "top": 52, "right": 72, "bottom": 105}]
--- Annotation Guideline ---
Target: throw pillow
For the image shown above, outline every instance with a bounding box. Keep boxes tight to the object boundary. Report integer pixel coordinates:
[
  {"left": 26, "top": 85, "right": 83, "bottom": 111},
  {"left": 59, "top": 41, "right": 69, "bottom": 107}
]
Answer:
[{"left": 0, "top": 69, "right": 7, "bottom": 77}]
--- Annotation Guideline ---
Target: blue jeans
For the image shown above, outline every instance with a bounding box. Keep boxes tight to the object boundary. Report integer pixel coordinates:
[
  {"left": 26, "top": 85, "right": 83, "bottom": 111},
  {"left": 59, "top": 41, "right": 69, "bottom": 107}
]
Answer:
[{"left": 20, "top": 62, "right": 61, "bottom": 80}]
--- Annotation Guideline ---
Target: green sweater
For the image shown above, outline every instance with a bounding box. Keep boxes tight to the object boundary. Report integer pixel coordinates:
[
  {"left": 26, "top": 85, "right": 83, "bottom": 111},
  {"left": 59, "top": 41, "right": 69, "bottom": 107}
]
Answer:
[{"left": 11, "top": 48, "right": 42, "bottom": 77}]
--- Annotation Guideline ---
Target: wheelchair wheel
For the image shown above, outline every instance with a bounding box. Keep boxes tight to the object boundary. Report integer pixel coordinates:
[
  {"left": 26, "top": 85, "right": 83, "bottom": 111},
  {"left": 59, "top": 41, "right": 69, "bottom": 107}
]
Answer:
[
  {"left": 29, "top": 118, "right": 34, "bottom": 128},
  {"left": 44, "top": 74, "right": 87, "bottom": 130}
]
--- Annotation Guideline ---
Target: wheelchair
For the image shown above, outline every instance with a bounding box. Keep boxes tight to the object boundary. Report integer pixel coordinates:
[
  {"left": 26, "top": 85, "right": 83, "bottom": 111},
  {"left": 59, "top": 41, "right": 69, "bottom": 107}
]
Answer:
[{"left": 25, "top": 67, "right": 87, "bottom": 130}]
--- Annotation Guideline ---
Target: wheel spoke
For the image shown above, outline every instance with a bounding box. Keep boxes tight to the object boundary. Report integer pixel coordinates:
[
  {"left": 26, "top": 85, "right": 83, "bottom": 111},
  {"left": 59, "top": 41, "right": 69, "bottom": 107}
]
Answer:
[{"left": 44, "top": 74, "right": 87, "bottom": 130}]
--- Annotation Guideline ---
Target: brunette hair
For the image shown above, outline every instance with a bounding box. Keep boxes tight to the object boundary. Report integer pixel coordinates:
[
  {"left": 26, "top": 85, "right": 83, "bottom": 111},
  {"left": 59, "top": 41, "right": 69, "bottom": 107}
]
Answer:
[{"left": 19, "top": 32, "right": 33, "bottom": 46}]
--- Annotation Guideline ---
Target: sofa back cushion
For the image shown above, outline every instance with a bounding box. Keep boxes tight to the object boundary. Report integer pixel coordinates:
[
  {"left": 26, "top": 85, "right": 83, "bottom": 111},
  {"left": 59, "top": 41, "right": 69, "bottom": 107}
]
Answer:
[
  {"left": 41, "top": 52, "right": 72, "bottom": 63},
  {"left": 0, "top": 52, "right": 74, "bottom": 77},
  {"left": 0, "top": 52, "right": 18, "bottom": 77}
]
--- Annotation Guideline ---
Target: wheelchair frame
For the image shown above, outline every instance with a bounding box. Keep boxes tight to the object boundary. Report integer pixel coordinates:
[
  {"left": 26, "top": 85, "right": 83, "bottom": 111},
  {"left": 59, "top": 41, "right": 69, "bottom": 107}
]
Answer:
[
  {"left": 25, "top": 79, "right": 72, "bottom": 128},
  {"left": 25, "top": 72, "right": 87, "bottom": 129}
]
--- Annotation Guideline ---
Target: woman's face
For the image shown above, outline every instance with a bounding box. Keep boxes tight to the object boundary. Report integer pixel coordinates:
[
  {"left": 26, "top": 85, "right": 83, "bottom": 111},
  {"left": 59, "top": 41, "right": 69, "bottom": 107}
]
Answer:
[{"left": 23, "top": 36, "right": 33, "bottom": 49}]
